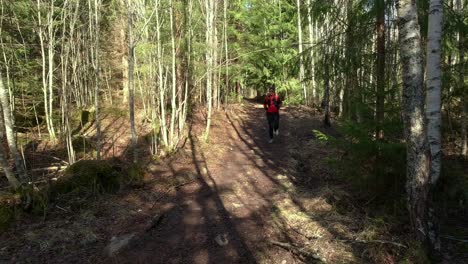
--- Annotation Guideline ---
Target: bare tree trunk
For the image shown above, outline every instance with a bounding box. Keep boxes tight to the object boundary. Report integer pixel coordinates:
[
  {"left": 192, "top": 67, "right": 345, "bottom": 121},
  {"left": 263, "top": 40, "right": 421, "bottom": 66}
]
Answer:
[
  {"left": 425, "top": 0, "right": 443, "bottom": 183},
  {"left": 323, "top": 53, "right": 331, "bottom": 127},
  {"left": 397, "top": 0, "right": 439, "bottom": 251},
  {"left": 0, "top": 72, "right": 26, "bottom": 181},
  {"left": 224, "top": 0, "right": 229, "bottom": 104},
  {"left": 180, "top": 0, "right": 193, "bottom": 134},
  {"left": 375, "top": 0, "right": 385, "bottom": 139},
  {"left": 204, "top": 0, "right": 214, "bottom": 141},
  {"left": 0, "top": 108, "right": 20, "bottom": 189},
  {"left": 457, "top": 0, "right": 467, "bottom": 156},
  {"left": 169, "top": 0, "right": 177, "bottom": 148},
  {"left": 95, "top": 0, "right": 102, "bottom": 160},
  {"left": 127, "top": 4, "right": 137, "bottom": 163},
  {"left": 155, "top": 0, "right": 168, "bottom": 147},
  {"left": 37, "top": 0, "right": 56, "bottom": 140},
  {"left": 307, "top": 0, "right": 316, "bottom": 105},
  {"left": 46, "top": 0, "right": 56, "bottom": 140},
  {"left": 296, "top": 0, "right": 306, "bottom": 103}
]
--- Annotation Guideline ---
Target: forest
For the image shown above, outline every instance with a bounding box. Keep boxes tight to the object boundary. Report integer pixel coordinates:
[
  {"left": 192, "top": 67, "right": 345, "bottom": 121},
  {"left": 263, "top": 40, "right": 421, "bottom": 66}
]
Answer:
[{"left": 0, "top": 0, "right": 467, "bottom": 263}]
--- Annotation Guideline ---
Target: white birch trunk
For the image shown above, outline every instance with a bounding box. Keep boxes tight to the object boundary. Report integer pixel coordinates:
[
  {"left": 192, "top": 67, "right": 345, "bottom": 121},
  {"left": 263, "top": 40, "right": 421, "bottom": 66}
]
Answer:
[
  {"left": 397, "top": 0, "right": 439, "bottom": 250},
  {"left": 127, "top": 3, "right": 137, "bottom": 163},
  {"left": 224, "top": 0, "right": 229, "bottom": 104},
  {"left": 37, "top": 0, "right": 56, "bottom": 140},
  {"left": 155, "top": 0, "right": 168, "bottom": 147},
  {"left": 204, "top": 0, "right": 213, "bottom": 141},
  {"left": 296, "top": 0, "right": 306, "bottom": 103},
  {"left": 425, "top": 0, "right": 443, "bottom": 184},
  {"left": 307, "top": 0, "right": 316, "bottom": 104},
  {"left": 0, "top": 73, "right": 26, "bottom": 181},
  {"left": 169, "top": 0, "right": 177, "bottom": 148},
  {"left": 457, "top": 0, "right": 467, "bottom": 156},
  {"left": 0, "top": 105, "right": 20, "bottom": 189}
]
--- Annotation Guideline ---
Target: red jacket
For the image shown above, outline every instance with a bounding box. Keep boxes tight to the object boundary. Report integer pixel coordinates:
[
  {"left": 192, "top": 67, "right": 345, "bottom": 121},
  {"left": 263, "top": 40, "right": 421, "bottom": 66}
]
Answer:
[{"left": 264, "top": 93, "right": 282, "bottom": 113}]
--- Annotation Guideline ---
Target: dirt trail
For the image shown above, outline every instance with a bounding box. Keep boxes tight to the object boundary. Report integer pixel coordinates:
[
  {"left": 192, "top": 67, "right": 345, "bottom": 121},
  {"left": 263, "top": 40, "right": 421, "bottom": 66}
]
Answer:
[
  {"left": 112, "top": 101, "right": 358, "bottom": 263},
  {"left": 1, "top": 102, "right": 365, "bottom": 264}
]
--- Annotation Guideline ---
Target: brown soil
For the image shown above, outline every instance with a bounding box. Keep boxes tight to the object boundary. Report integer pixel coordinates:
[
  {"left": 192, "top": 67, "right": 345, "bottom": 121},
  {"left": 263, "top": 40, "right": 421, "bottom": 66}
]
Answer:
[{"left": 0, "top": 102, "right": 415, "bottom": 263}]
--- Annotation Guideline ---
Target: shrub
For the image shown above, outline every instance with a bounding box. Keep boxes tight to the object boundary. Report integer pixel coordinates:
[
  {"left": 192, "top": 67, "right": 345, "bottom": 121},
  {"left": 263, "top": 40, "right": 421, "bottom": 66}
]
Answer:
[{"left": 333, "top": 121, "right": 407, "bottom": 211}]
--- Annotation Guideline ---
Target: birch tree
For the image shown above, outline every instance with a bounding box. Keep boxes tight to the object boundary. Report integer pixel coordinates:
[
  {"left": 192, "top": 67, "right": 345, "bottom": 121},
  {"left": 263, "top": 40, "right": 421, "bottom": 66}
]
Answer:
[
  {"left": 0, "top": 72, "right": 26, "bottom": 181},
  {"left": 155, "top": 0, "right": 168, "bottom": 147},
  {"left": 375, "top": 0, "right": 385, "bottom": 139},
  {"left": 307, "top": 0, "right": 316, "bottom": 104},
  {"left": 296, "top": 0, "right": 306, "bottom": 103},
  {"left": 204, "top": 0, "right": 214, "bottom": 141},
  {"left": 397, "top": 0, "right": 439, "bottom": 250},
  {"left": 425, "top": 0, "right": 443, "bottom": 184},
  {"left": 127, "top": 2, "right": 137, "bottom": 163},
  {"left": 169, "top": 0, "right": 177, "bottom": 147},
  {"left": 0, "top": 105, "right": 20, "bottom": 189},
  {"left": 36, "top": 0, "right": 57, "bottom": 140},
  {"left": 457, "top": 0, "right": 467, "bottom": 156},
  {"left": 91, "top": 0, "right": 103, "bottom": 160}
]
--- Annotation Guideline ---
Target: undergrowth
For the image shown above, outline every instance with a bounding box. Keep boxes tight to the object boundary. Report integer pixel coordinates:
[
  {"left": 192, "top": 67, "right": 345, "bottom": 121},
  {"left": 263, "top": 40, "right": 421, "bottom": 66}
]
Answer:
[
  {"left": 331, "top": 121, "right": 406, "bottom": 213},
  {"left": 0, "top": 159, "right": 145, "bottom": 232},
  {"left": 329, "top": 120, "right": 468, "bottom": 263}
]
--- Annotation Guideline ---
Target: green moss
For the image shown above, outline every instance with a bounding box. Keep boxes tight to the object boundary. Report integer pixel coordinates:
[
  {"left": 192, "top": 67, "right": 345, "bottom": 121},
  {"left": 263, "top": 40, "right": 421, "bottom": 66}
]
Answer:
[
  {"left": 0, "top": 205, "right": 14, "bottom": 231},
  {"left": 51, "top": 160, "right": 124, "bottom": 197},
  {"left": 0, "top": 193, "right": 21, "bottom": 231},
  {"left": 398, "top": 241, "right": 431, "bottom": 264}
]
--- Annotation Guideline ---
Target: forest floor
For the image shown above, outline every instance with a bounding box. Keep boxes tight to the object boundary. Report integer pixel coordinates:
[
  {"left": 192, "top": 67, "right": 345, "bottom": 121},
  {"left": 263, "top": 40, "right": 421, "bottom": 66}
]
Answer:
[{"left": 0, "top": 100, "right": 465, "bottom": 263}]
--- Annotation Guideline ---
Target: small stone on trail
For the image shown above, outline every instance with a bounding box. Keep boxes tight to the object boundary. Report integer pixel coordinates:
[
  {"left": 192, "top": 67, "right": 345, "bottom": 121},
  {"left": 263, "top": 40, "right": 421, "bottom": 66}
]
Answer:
[
  {"left": 104, "top": 233, "right": 136, "bottom": 257},
  {"left": 214, "top": 233, "right": 229, "bottom": 246},
  {"left": 232, "top": 202, "right": 243, "bottom": 208},
  {"left": 281, "top": 260, "right": 287, "bottom": 264}
]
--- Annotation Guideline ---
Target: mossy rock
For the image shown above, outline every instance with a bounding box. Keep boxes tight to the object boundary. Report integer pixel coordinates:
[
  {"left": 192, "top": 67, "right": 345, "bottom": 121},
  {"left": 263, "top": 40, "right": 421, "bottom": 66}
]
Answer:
[
  {"left": 0, "top": 193, "right": 21, "bottom": 231},
  {"left": 51, "top": 160, "right": 125, "bottom": 197}
]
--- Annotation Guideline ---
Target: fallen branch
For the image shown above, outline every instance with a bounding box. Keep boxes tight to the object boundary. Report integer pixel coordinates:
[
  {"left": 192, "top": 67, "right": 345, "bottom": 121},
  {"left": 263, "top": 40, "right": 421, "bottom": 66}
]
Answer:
[
  {"left": 30, "top": 166, "right": 65, "bottom": 172},
  {"left": 340, "top": 239, "right": 407, "bottom": 248},
  {"left": 441, "top": 235, "right": 468, "bottom": 243},
  {"left": 269, "top": 240, "right": 326, "bottom": 263},
  {"left": 31, "top": 153, "right": 69, "bottom": 165}
]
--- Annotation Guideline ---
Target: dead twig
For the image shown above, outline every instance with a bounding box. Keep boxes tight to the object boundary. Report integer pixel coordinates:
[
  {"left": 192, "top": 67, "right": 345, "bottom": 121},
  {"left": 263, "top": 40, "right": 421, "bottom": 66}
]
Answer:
[
  {"left": 269, "top": 240, "right": 326, "bottom": 263},
  {"left": 55, "top": 205, "right": 69, "bottom": 212},
  {"left": 340, "top": 239, "right": 407, "bottom": 248},
  {"left": 30, "top": 166, "right": 65, "bottom": 172},
  {"left": 441, "top": 235, "right": 468, "bottom": 243}
]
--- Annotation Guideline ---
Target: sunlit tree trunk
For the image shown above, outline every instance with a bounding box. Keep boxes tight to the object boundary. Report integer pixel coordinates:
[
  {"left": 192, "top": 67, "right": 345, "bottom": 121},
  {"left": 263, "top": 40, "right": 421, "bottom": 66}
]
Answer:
[
  {"left": 180, "top": 0, "right": 193, "bottom": 134},
  {"left": 0, "top": 106, "right": 20, "bottom": 189},
  {"left": 425, "top": 0, "right": 443, "bottom": 183},
  {"left": 127, "top": 3, "right": 137, "bottom": 163},
  {"left": 397, "top": 0, "right": 439, "bottom": 251},
  {"left": 91, "top": 0, "right": 102, "bottom": 159},
  {"left": 37, "top": 0, "right": 57, "bottom": 140},
  {"left": 155, "top": 0, "right": 168, "bottom": 147},
  {"left": 0, "top": 72, "right": 26, "bottom": 181},
  {"left": 224, "top": 0, "right": 229, "bottom": 104},
  {"left": 169, "top": 0, "right": 177, "bottom": 148},
  {"left": 204, "top": 0, "right": 214, "bottom": 141}
]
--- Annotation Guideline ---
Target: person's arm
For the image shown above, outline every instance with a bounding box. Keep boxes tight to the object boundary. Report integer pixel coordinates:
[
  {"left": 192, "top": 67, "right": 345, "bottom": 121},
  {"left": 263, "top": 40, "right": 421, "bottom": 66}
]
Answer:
[
  {"left": 277, "top": 95, "right": 282, "bottom": 109},
  {"left": 264, "top": 96, "right": 269, "bottom": 110}
]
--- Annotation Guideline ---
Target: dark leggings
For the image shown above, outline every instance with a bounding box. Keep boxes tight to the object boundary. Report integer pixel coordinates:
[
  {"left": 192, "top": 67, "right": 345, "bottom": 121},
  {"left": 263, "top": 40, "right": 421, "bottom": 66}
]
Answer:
[{"left": 266, "top": 112, "right": 280, "bottom": 139}]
